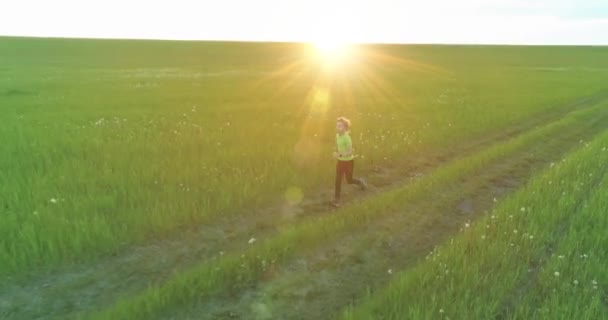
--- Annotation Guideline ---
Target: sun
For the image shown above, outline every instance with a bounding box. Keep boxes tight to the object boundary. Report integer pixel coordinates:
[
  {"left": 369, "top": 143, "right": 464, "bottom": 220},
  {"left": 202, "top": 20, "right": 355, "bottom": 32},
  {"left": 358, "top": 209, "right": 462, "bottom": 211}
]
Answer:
[
  {"left": 311, "top": 39, "right": 352, "bottom": 64},
  {"left": 314, "top": 40, "right": 347, "bottom": 56}
]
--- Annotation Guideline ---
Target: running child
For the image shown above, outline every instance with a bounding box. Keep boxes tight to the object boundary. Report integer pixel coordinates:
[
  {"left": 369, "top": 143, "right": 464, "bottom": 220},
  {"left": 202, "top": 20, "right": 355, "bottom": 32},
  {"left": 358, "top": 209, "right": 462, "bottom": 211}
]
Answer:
[{"left": 332, "top": 117, "right": 367, "bottom": 207}]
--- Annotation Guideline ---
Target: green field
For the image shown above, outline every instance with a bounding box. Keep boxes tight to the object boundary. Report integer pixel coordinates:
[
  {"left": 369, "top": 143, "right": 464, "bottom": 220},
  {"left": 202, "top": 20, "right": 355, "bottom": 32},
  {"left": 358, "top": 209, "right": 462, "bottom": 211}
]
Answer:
[{"left": 1, "top": 37, "right": 607, "bottom": 319}]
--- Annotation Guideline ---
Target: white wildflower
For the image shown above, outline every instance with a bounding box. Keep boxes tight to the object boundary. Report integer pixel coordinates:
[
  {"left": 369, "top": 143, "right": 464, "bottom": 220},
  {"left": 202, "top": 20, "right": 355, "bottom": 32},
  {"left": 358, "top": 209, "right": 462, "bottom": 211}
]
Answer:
[
  {"left": 573, "top": 280, "right": 579, "bottom": 285},
  {"left": 248, "top": 237, "right": 256, "bottom": 244},
  {"left": 49, "top": 198, "right": 57, "bottom": 204},
  {"left": 554, "top": 271, "right": 560, "bottom": 277},
  {"left": 387, "top": 269, "right": 393, "bottom": 274}
]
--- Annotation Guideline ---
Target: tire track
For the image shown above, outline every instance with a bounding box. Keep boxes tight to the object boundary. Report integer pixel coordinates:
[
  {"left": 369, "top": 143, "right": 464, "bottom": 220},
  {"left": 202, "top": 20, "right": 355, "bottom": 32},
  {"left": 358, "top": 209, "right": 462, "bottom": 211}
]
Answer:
[{"left": 167, "top": 101, "right": 608, "bottom": 320}]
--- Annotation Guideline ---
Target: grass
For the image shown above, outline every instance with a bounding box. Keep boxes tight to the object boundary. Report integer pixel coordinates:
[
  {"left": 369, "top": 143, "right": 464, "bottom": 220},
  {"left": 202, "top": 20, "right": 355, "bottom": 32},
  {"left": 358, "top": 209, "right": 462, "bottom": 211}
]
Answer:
[
  {"left": 2, "top": 37, "right": 608, "bottom": 278},
  {"left": 2, "top": 37, "right": 608, "bottom": 319},
  {"left": 508, "top": 184, "right": 608, "bottom": 319},
  {"left": 341, "top": 129, "right": 608, "bottom": 320},
  {"left": 85, "top": 100, "right": 608, "bottom": 320}
]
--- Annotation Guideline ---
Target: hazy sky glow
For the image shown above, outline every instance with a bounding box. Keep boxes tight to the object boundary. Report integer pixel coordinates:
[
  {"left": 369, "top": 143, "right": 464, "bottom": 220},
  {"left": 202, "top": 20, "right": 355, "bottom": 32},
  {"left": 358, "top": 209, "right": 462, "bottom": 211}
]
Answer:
[{"left": 2, "top": 0, "right": 608, "bottom": 44}]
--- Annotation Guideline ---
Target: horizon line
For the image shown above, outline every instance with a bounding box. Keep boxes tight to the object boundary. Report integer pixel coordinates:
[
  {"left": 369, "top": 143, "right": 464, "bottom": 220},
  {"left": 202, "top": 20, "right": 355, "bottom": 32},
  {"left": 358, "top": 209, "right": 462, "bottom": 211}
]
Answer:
[{"left": 1, "top": 34, "right": 606, "bottom": 47}]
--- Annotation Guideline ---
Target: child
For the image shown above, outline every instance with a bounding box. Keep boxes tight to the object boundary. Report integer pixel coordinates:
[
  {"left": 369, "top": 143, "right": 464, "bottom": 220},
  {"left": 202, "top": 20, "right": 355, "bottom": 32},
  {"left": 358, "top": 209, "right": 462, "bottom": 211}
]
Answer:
[{"left": 332, "top": 117, "right": 367, "bottom": 207}]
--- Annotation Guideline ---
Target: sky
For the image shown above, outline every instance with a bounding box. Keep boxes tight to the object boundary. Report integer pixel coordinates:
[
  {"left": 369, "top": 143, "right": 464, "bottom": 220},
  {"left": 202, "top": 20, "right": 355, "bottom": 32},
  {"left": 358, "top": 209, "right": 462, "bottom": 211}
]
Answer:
[{"left": 1, "top": 0, "right": 608, "bottom": 45}]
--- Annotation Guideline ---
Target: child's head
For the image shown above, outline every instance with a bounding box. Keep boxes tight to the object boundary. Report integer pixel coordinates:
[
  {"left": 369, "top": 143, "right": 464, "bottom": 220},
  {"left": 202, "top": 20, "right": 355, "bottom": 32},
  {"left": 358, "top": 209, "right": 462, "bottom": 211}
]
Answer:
[{"left": 336, "top": 117, "right": 351, "bottom": 134}]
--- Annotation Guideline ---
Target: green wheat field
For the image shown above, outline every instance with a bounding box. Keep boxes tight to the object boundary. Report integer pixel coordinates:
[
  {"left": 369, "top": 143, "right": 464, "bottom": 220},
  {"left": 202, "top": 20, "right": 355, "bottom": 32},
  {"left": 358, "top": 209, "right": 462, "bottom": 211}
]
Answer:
[{"left": 1, "top": 37, "right": 607, "bottom": 319}]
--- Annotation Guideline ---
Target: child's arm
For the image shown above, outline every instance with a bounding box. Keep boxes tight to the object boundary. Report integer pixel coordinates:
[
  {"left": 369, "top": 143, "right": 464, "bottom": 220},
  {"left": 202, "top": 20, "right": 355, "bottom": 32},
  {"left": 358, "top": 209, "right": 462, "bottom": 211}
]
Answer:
[{"left": 333, "top": 138, "right": 339, "bottom": 158}]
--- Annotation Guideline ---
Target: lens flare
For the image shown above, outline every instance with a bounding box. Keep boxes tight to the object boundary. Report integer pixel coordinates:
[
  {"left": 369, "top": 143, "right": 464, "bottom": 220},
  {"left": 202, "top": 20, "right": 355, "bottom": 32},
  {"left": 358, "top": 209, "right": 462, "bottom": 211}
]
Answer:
[{"left": 284, "top": 187, "right": 304, "bottom": 206}]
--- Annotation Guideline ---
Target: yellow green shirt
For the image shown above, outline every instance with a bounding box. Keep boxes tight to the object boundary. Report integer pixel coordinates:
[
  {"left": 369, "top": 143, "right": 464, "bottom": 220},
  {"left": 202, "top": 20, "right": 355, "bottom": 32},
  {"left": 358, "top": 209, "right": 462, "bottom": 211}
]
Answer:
[{"left": 336, "top": 133, "right": 354, "bottom": 161}]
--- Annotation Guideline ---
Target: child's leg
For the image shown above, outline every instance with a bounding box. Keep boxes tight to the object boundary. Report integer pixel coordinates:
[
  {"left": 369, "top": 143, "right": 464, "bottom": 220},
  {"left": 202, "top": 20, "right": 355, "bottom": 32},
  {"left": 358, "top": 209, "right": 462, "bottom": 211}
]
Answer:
[
  {"left": 335, "top": 161, "right": 346, "bottom": 200},
  {"left": 345, "top": 160, "right": 363, "bottom": 185}
]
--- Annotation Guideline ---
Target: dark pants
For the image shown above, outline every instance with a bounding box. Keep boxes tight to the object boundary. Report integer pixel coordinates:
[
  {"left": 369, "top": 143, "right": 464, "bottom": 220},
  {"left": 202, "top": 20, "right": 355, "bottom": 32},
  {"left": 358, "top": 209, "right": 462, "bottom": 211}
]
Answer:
[{"left": 335, "top": 160, "right": 362, "bottom": 199}]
